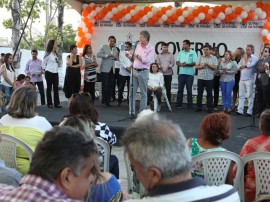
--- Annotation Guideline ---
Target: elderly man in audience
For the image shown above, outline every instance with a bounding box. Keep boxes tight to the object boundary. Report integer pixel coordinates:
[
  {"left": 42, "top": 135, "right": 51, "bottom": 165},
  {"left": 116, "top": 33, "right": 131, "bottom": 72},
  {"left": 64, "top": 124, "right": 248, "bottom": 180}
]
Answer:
[
  {"left": 121, "top": 113, "right": 240, "bottom": 201},
  {"left": 236, "top": 44, "right": 258, "bottom": 117},
  {"left": 239, "top": 109, "right": 270, "bottom": 202},
  {"left": 0, "top": 126, "right": 99, "bottom": 201}
]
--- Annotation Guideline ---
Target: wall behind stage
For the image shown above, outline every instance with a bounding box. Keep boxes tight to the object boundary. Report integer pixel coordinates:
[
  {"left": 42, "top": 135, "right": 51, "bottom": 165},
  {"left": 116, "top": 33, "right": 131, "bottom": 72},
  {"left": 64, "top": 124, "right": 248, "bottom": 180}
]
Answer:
[{"left": 91, "top": 20, "right": 263, "bottom": 96}]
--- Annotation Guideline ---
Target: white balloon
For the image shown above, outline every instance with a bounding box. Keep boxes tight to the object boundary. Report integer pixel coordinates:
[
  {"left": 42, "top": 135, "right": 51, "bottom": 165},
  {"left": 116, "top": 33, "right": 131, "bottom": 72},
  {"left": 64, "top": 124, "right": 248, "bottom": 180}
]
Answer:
[
  {"left": 178, "top": 16, "right": 185, "bottom": 23},
  {"left": 135, "top": 6, "right": 141, "bottom": 12},
  {"left": 261, "top": 29, "right": 269, "bottom": 36},
  {"left": 112, "top": 7, "right": 118, "bottom": 14},
  {"left": 139, "top": 19, "right": 144, "bottom": 24},
  {"left": 171, "top": 7, "right": 177, "bottom": 12},
  {"left": 218, "top": 12, "right": 225, "bottom": 20},
  {"left": 158, "top": 19, "right": 163, "bottom": 24},
  {"left": 236, "top": 17, "right": 242, "bottom": 23},
  {"left": 188, "top": 7, "right": 193, "bottom": 13},
  {"left": 90, "top": 10, "right": 97, "bottom": 17},
  {"left": 152, "top": 7, "right": 158, "bottom": 13},
  {"left": 90, "top": 3, "right": 94, "bottom": 6},
  {"left": 161, "top": 14, "right": 168, "bottom": 21},
  {"left": 259, "top": 11, "right": 267, "bottom": 19},
  {"left": 79, "top": 22, "right": 85, "bottom": 28},
  {"left": 194, "top": 17, "right": 200, "bottom": 24},
  {"left": 142, "top": 15, "right": 148, "bottom": 22},
  {"left": 198, "top": 13, "right": 205, "bottom": 20},
  {"left": 147, "top": 11, "right": 153, "bottom": 18},
  {"left": 225, "top": 7, "right": 232, "bottom": 14},
  {"left": 183, "top": 10, "right": 189, "bottom": 17},
  {"left": 241, "top": 11, "right": 248, "bottom": 19},
  {"left": 75, "top": 36, "right": 80, "bottom": 41},
  {"left": 130, "top": 10, "right": 136, "bottom": 16},
  {"left": 85, "top": 33, "right": 92, "bottom": 39},
  {"left": 214, "top": 18, "right": 221, "bottom": 24},
  {"left": 243, "top": 5, "right": 250, "bottom": 12},
  {"left": 82, "top": 27, "right": 88, "bottom": 33},
  {"left": 118, "top": 5, "right": 124, "bottom": 10},
  {"left": 166, "top": 10, "right": 172, "bottom": 17},
  {"left": 107, "top": 12, "right": 113, "bottom": 19},
  {"left": 255, "top": 8, "right": 262, "bottom": 15},
  {"left": 82, "top": 4, "right": 88, "bottom": 10},
  {"left": 175, "top": 21, "right": 180, "bottom": 25},
  {"left": 267, "top": 33, "right": 270, "bottom": 40},
  {"left": 254, "top": 15, "right": 259, "bottom": 20},
  {"left": 249, "top": 3, "right": 257, "bottom": 11},
  {"left": 96, "top": 7, "right": 101, "bottom": 12},
  {"left": 208, "top": 9, "right": 214, "bottom": 15},
  {"left": 125, "top": 14, "right": 131, "bottom": 21}
]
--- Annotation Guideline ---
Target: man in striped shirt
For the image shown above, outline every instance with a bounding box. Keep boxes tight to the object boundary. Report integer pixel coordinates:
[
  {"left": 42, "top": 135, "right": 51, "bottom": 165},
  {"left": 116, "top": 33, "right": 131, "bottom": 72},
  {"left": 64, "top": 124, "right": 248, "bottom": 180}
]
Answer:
[{"left": 122, "top": 112, "right": 240, "bottom": 202}]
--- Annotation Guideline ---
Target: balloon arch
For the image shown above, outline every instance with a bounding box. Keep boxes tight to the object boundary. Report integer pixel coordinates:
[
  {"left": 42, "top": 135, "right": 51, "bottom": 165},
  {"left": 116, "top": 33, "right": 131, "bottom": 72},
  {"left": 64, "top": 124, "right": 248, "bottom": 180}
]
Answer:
[{"left": 76, "top": 2, "right": 270, "bottom": 48}]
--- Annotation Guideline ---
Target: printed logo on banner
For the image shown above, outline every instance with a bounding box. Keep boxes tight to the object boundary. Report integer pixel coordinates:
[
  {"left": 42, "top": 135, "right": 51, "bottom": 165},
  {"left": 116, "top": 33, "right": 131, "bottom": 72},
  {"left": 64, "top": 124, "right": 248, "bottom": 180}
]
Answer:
[
  {"left": 147, "top": 24, "right": 161, "bottom": 27},
  {"left": 241, "top": 23, "right": 247, "bottom": 28},
  {"left": 116, "top": 22, "right": 122, "bottom": 27},
  {"left": 164, "top": 24, "right": 170, "bottom": 28},
  {"left": 248, "top": 21, "right": 263, "bottom": 28},
  {"left": 189, "top": 24, "right": 195, "bottom": 28},
  {"left": 196, "top": 23, "right": 211, "bottom": 28},
  {"left": 139, "top": 23, "right": 146, "bottom": 27},
  {"left": 94, "top": 21, "right": 99, "bottom": 27},
  {"left": 100, "top": 21, "right": 113, "bottom": 27},
  {"left": 222, "top": 22, "right": 237, "bottom": 28},
  {"left": 171, "top": 24, "right": 186, "bottom": 28},
  {"left": 123, "top": 22, "right": 137, "bottom": 27},
  {"left": 126, "top": 32, "right": 134, "bottom": 42},
  {"left": 214, "top": 23, "right": 221, "bottom": 28}
]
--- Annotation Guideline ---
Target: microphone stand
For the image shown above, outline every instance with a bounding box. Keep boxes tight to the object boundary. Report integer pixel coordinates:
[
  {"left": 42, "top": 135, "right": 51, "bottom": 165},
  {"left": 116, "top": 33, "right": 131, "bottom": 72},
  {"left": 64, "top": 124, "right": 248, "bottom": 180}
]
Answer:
[
  {"left": 237, "top": 44, "right": 265, "bottom": 130},
  {"left": 118, "top": 41, "right": 139, "bottom": 121}
]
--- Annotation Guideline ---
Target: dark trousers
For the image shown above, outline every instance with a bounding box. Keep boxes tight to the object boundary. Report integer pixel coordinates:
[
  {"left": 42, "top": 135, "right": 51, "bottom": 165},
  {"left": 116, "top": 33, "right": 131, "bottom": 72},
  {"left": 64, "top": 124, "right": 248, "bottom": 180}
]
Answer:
[
  {"left": 84, "top": 81, "right": 95, "bottom": 102},
  {"left": 109, "top": 154, "right": 119, "bottom": 179},
  {"left": 177, "top": 74, "right": 194, "bottom": 107},
  {"left": 45, "top": 71, "right": 60, "bottom": 107},
  {"left": 147, "top": 88, "right": 162, "bottom": 105},
  {"left": 112, "top": 68, "right": 120, "bottom": 100},
  {"left": 197, "top": 79, "right": 214, "bottom": 109},
  {"left": 213, "top": 75, "right": 220, "bottom": 107},
  {"left": 35, "top": 81, "right": 45, "bottom": 105},
  {"left": 118, "top": 74, "right": 130, "bottom": 103},
  {"left": 163, "top": 75, "right": 172, "bottom": 103},
  {"left": 256, "top": 78, "right": 270, "bottom": 114},
  {"left": 101, "top": 69, "right": 114, "bottom": 105}
]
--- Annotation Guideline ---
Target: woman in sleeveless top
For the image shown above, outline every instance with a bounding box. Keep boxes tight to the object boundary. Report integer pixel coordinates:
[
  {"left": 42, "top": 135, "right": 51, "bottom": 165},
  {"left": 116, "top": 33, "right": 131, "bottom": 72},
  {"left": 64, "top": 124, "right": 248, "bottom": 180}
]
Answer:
[
  {"left": 63, "top": 45, "right": 82, "bottom": 100},
  {"left": 82, "top": 44, "right": 98, "bottom": 102},
  {"left": 0, "top": 53, "right": 16, "bottom": 112}
]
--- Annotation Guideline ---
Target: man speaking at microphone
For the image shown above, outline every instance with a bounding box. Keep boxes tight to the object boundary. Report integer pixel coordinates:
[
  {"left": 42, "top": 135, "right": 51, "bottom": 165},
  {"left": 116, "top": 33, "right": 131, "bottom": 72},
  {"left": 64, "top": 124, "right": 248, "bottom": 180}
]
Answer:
[{"left": 128, "top": 30, "right": 155, "bottom": 117}]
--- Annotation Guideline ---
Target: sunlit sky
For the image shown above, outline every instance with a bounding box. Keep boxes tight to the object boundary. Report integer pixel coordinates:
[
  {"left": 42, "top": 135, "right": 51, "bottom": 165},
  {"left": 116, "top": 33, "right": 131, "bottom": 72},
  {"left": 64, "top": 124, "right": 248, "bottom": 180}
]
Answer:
[{"left": 0, "top": 2, "right": 220, "bottom": 44}]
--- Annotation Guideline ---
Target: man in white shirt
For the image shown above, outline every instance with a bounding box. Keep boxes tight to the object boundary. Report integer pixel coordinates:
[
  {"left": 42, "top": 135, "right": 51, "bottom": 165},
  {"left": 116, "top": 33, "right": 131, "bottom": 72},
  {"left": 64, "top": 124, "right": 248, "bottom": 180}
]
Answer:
[
  {"left": 117, "top": 42, "right": 132, "bottom": 106},
  {"left": 236, "top": 44, "right": 258, "bottom": 117}
]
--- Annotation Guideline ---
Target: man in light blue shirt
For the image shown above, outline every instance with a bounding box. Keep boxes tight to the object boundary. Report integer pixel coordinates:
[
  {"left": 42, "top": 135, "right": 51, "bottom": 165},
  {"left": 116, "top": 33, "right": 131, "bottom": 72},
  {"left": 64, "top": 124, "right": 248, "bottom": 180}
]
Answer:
[
  {"left": 176, "top": 40, "right": 197, "bottom": 109},
  {"left": 236, "top": 44, "right": 258, "bottom": 116}
]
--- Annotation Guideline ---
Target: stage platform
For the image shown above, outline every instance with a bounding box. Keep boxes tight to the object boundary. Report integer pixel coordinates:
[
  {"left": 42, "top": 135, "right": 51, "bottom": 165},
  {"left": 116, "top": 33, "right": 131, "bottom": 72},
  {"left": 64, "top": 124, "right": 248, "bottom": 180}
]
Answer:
[{"left": 34, "top": 99, "right": 259, "bottom": 154}]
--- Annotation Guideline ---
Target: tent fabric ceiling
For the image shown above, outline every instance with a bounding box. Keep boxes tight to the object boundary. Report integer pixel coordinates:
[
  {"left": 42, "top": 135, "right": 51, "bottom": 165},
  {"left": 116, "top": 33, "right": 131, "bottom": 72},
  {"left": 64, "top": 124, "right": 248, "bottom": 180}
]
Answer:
[{"left": 74, "top": 0, "right": 255, "bottom": 3}]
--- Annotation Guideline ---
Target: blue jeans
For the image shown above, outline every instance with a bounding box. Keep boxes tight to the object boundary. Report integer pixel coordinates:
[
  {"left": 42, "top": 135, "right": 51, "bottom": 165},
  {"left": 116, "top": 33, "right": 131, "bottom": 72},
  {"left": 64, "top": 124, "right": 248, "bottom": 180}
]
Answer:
[
  {"left": 1, "top": 86, "right": 13, "bottom": 113},
  {"left": 197, "top": 79, "right": 214, "bottom": 109},
  {"left": 220, "top": 80, "right": 235, "bottom": 110},
  {"left": 177, "top": 74, "right": 194, "bottom": 107}
]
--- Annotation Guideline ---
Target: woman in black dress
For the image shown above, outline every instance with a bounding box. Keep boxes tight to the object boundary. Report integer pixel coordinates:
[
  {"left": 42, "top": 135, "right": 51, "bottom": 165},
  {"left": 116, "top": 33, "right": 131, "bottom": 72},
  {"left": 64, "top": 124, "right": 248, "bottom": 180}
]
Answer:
[{"left": 63, "top": 45, "right": 82, "bottom": 100}]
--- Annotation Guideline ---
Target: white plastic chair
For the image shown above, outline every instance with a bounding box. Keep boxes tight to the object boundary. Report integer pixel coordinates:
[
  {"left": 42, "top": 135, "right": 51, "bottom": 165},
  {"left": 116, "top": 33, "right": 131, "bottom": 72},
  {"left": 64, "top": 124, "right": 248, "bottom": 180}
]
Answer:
[
  {"left": 95, "top": 137, "right": 110, "bottom": 172},
  {"left": 153, "top": 87, "right": 172, "bottom": 112},
  {"left": 124, "top": 151, "right": 144, "bottom": 197},
  {"left": 242, "top": 152, "right": 270, "bottom": 201},
  {"left": 192, "top": 150, "right": 243, "bottom": 191},
  {"left": 0, "top": 134, "right": 33, "bottom": 170}
]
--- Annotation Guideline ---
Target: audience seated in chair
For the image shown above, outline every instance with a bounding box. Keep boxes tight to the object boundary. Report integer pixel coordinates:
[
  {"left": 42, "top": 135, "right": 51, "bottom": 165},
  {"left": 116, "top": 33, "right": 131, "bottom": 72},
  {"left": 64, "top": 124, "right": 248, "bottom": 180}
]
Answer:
[
  {"left": 239, "top": 109, "right": 270, "bottom": 202},
  {"left": 0, "top": 86, "right": 52, "bottom": 175},
  {"left": 60, "top": 115, "right": 127, "bottom": 202},
  {"left": 0, "top": 128, "right": 22, "bottom": 186},
  {"left": 121, "top": 113, "right": 240, "bottom": 201},
  {"left": 67, "top": 92, "right": 119, "bottom": 179},
  {"left": 187, "top": 112, "right": 233, "bottom": 184},
  {"left": 0, "top": 126, "right": 100, "bottom": 201}
]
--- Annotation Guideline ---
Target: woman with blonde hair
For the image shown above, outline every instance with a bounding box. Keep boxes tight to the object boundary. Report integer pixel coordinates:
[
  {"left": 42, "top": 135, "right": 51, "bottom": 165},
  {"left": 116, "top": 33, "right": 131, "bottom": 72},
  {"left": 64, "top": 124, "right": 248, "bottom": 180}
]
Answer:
[{"left": 0, "top": 86, "right": 52, "bottom": 175}]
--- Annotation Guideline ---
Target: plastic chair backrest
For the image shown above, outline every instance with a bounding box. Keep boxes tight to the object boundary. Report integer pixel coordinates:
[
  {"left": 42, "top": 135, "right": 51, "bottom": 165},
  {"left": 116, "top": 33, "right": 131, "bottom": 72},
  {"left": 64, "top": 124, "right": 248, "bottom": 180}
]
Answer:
[
  {"left": 242, "top": 152, "right": 270, "bottom": 200},
  {"left": 95, "top": 137, "right": 110, "bottom": 172},
  {"left": 192, "top": 150, "right": 243, "bottom": 190},
  {"left": 0, "top": 134, "right": 33, "bottom": 169}
]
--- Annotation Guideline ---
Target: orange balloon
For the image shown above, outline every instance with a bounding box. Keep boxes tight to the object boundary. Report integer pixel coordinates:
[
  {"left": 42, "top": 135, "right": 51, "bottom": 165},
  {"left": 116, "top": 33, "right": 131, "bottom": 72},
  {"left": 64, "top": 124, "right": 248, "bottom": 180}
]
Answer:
[
  {"left": 204, "top": 6, "right": 210, "bottom": 13},
  {"left": 176, "top": 9, "right": 183, "bottom": 16},
  {"left": 198, "top": 6, "right": 204, "bottom": 13},
  {"left": 247, "top": 12, "right": 254, "bottom": 20},
  {"left": 220, "top": 4, "right": 227, "bottom": 12},
  {"left": 264, "top": 22, "right": 270, "bottom": 30},
  {"left": 213, "top": 6, "right": 221, "bottom": 14},
  {"left": 256, "top": 2, "right": 263, "bottom": 8},
  {"left": 235, "top": 7, "right": 243, "bottom": 15},
  {"left": 231, "top": 12, "right": 237, "bottom": 19},
  {"left": 156, "top": 10, "right": 162, "bottom": 17},
  {"left": 167, "top": 5, "right": 173, "bottom": 10},
  {"left": 78, "top": 31, "right": 84, "bottom": 38},
  {"left": 212, "top": 12, "right": 218, "bottom": 18},
  {"left": 205, "top": 14, "right": 212, "bottom": 21},
  {"left": 192, "top": 9, "right": 199, "bottom": 16},
  {"left": 262, "top": 36, "right": 268, "bottom": 43}
]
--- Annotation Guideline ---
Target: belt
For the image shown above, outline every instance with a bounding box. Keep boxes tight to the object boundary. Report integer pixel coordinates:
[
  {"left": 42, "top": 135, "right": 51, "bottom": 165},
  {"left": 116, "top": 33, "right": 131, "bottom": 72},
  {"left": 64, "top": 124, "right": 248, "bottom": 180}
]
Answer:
[{"left": 134, "top": 68, "right": 148, "bottom": 71}]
